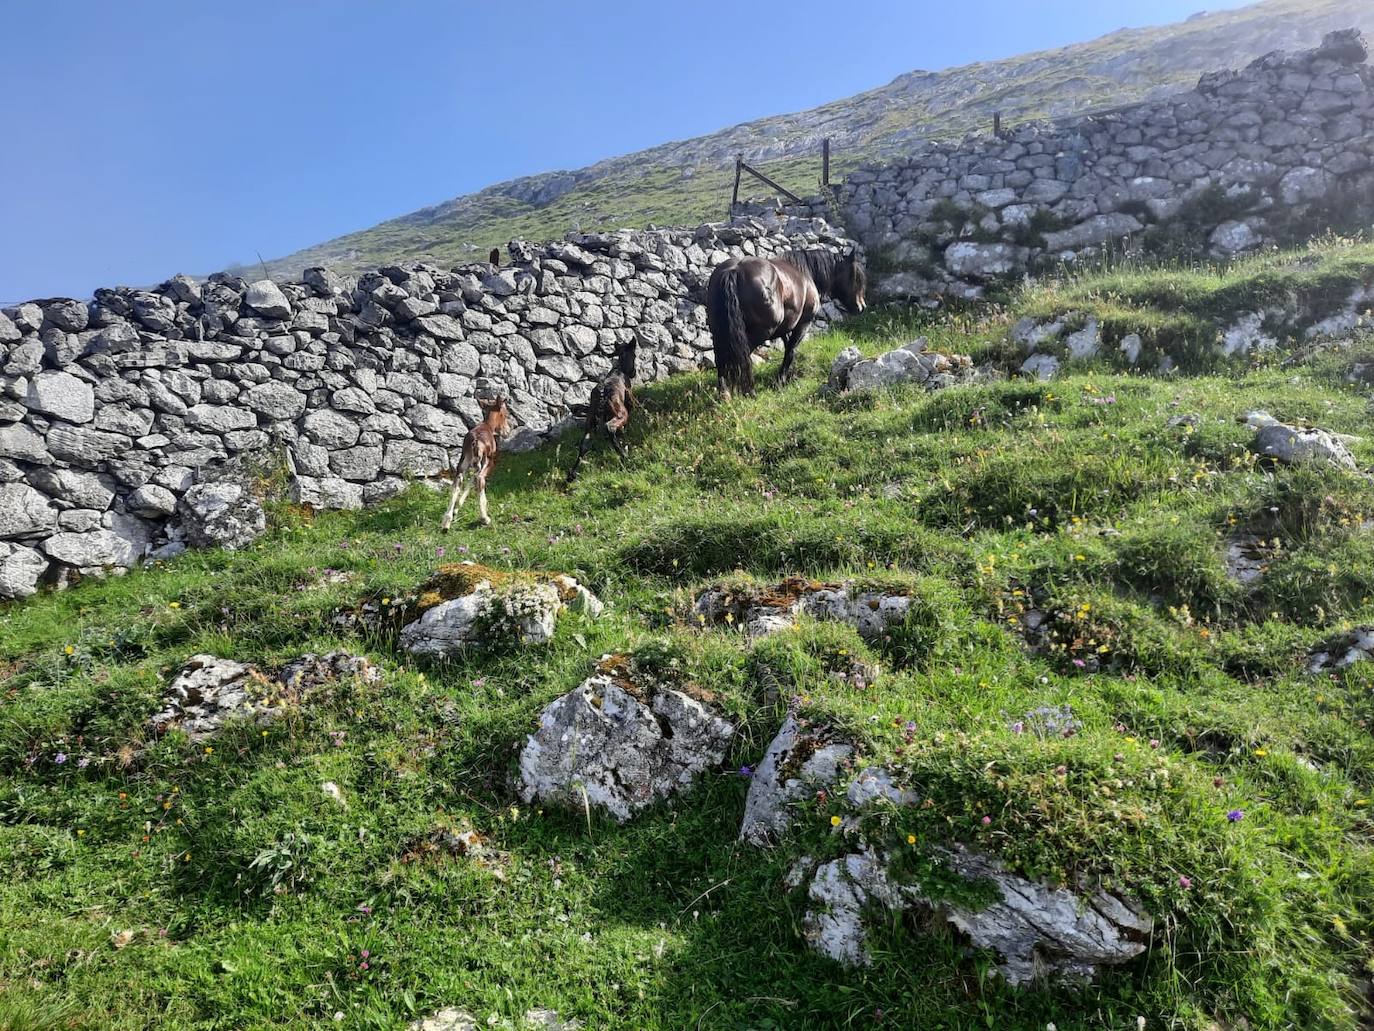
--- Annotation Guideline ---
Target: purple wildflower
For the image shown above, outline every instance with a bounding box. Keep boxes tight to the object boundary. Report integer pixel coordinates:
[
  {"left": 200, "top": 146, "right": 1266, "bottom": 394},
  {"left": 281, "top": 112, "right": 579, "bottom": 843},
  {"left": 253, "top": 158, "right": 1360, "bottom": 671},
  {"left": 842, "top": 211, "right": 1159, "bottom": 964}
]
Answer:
[
  {"left": 435, "top": 547, "right": 446, "bottom": 559},
  {"left": 472, "top": 677, "right": 487, "bottom": 688},
  {"left": 77, "top": 756, "right": 91, "bottom": 768},
  {"left": 1072, "top": 658, "right": 1087, "bottom": 668},
  {"left": 738, "top": 765, "right": 753, "bottom": 778},
  {"left": 54, "top": 752, "right": 67, "bottom": 765},
  {"left": 1011, "top": 722, "right": 1025, "bottom": 734},
  {"left": 1178, "top": 875, "right": 1192, "bottom": 889},
  {"left": 1226, "top": 809, "right": 1244, "bottom": 823}
]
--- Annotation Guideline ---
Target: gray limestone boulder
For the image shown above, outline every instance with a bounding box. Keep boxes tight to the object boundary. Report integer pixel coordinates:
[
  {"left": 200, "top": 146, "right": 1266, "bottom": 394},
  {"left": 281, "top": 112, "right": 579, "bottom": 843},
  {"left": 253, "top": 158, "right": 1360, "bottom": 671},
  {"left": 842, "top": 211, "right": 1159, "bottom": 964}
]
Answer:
[
  {"left": 801, "top": 844, "right": 1151, "bottom": 984},
  {"left": 0, "top": 483, "right": 58, "bottom": 539},
  {"left": 24, "top": 371, "right": 95, "bottom": 424},
  {"left": 176, "top": 480, "right": 266, "bottom": 551},
  {"left": 0, "top": 541, "right": 47, "bottom": 599},
  {"left": 1252, "top": 423, "right": 1357, "bottom": 468},
  {"left": 517, "top": 672, "right": 735, "bottom": 823},
  {"left": 740, "top": 715, "right": 853, "bottom": 844}
]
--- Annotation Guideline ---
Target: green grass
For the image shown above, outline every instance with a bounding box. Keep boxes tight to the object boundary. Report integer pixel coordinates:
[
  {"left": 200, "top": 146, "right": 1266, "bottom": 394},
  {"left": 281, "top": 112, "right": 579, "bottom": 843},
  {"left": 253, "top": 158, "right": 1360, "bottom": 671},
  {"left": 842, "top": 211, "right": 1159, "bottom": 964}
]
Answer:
[{"left": 4, "top": 247, "right": 1374, "bottom": 1029}]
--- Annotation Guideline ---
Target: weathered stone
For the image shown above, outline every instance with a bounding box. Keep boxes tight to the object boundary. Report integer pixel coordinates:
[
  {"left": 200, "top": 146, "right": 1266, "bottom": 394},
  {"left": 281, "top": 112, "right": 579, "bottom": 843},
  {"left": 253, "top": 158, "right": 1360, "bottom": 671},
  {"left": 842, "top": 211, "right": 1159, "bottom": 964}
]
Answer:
[
  {"left": 740, "top": 715, "right": 853, "bottom": 844},
  {"left": 517, "top": 673, "right": 735, "bottom": 823},
  {"left": 126, "top": 483, "right": 178, "bottom": 518},
  {"left": 1252, "top": 422, "right": 1357, "bottom": 468},
  {"left": 244, "top": 280, "right": 293, "bottom": 319},
  {"left": 177, "top": 481, "right": 266, "bottom": 550},
  {"left": 24, "top": 371, "right": 95, "bottom": 424},
  {"left": 802, "top": 845, "right": 1152, "bottom": 984},
  {"left": 243, "top": 381, "right": 307, "bottom": 421},
  {"left": 0, "top": 483, "right": 58, "bottom": 539},
  {"left": 0, "top": 541, "right": 47, "bottom": 599},
  {"left": 42, "top": 529, "right": 142, "bottom": 569},
  {"left": 303, "top": 409, "right": 361, "bottom": 448}
]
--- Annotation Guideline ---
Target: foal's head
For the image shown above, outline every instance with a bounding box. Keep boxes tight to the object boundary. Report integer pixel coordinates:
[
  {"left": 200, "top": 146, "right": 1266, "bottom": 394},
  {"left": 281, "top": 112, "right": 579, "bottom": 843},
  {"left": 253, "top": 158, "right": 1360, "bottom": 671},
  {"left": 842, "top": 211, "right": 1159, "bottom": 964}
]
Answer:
[
  {"left": 477, "top": 396, "right": 510, "bottom": 435},
  {"left": 615, "top": 339, "right": 638, "bottom": 381},
  {"left": 832, "top": 250, "right": 867, "bottom": 315}
]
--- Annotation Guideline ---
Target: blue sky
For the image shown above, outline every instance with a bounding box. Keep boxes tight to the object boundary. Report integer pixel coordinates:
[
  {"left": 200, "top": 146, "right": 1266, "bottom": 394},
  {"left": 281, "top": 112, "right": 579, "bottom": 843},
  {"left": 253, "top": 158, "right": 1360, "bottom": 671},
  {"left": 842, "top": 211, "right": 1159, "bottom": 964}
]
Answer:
[{"left": 0, "top": 0, "right": 1253, "bottom": 301}]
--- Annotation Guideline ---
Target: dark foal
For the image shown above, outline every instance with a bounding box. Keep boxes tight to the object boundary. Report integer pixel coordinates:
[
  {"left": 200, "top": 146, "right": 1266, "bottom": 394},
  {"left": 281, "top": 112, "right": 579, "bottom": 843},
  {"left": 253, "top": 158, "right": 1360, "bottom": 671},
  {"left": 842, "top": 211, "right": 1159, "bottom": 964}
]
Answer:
[
  {"left": 567, "top": 340, "right": 637, "bottom": 483},
  {"left": 441, "top": 396, "right": 509, "bottom": 529},
  {"left": 706, "top": 248, "right": 867, "bottom": 396}
]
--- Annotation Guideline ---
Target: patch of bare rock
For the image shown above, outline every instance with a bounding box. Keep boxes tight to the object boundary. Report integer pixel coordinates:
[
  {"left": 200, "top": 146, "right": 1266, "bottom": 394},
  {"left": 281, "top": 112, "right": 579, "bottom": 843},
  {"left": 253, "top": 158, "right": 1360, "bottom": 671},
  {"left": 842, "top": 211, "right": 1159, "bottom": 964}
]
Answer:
[
  {"left": 692, "top": 577, "right": 914, "bottom": 641},
  {"left": 739, "top": 717, "right": 1152, "bottom": 985},
  {"left": 1308, "top": 626, "right": 1374, "bottom": 674},
  {"left": 149, "top": 651, "right": 379, "bottom": 741},
  {"left": 396, "top": 562, "right": 602, "bottom": 657},
  {"left": 516, "top": 655, "right": 735, "bottom": 823},
  {"left": 410, "top": 1009, "right": 579, "bottom": 1031},
  {"left": 826, "top": 338, "right": 976, "bottom": 394}
]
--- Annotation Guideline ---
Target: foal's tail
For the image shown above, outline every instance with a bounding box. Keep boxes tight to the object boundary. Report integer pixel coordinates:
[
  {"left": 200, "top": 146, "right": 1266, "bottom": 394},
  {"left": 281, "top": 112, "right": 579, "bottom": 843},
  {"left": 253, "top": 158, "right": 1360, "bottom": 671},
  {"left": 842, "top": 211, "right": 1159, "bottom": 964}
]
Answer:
[{"left": 707, "top": 267, "right": 754, "bottom": 396}]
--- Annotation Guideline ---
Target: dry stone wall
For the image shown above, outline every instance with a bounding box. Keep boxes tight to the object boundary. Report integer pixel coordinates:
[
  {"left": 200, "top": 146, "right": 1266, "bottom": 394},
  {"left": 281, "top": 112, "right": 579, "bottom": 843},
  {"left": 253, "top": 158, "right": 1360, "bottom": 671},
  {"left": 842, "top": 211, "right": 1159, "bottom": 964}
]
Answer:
[
  {"left": 0, "top": 217, "right": 853, "bottom": 599},
  {"left": 749, "top": 30, "right": 1374, "bottom": 300}
]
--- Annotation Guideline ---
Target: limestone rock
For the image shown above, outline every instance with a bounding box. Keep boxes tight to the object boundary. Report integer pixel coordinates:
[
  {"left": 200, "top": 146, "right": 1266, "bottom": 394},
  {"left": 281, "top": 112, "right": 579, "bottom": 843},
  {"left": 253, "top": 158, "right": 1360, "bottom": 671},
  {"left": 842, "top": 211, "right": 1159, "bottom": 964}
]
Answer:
[
  {"left": 517, "top": 673, "right": 735, "bottom": 822},
  {"left": 693, "top": 579, "right": 914, "bottom": 641},
  {"left": 149, "top": 655, "right": 265, "bottom": 741},
  {"left": 1252, "top": 423, "right": 1357, "bottom": 468},
  {"left": 126, "top": 484, "right": 178, "bottom": 518},
  {"left": 244, "top": 280, "right": 292, "bottom": 319},
  {"left": 24, "top": 371, "right": 95, "bottom": 424},
  {"left": 740, "top": 715, "right": 853, "bottom": 844},
  {"left": 399, "top": 578, "right": 563, "bottom": 656},
  {"left": 176, "top": 481, "right": 266, "bottom": 551},
  {"left": 801, "top": 845, "right": 1151, "bottom": 984},
  {"left": 0, "top": 482, "right": 58, "bottom": 539},
  {"left": 1307, "top": 626, "right": 1374, "bottom": 674},
  {"left": 0, "top": 541, "right": 47, "bottom": 598}
]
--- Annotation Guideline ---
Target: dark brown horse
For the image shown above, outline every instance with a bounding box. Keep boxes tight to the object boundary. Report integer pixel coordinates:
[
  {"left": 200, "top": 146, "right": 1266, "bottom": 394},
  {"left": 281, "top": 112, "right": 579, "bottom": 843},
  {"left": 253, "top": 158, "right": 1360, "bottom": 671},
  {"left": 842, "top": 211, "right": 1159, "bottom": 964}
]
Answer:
[
  {"left": 706, "top": 248, "right": 866, "bottom": 396},
  {"left": 567, "top": 339, "right": 637, "bottom": 483},
  {"left": 441, "top": 396, "right": 509, "bottom": 529}
]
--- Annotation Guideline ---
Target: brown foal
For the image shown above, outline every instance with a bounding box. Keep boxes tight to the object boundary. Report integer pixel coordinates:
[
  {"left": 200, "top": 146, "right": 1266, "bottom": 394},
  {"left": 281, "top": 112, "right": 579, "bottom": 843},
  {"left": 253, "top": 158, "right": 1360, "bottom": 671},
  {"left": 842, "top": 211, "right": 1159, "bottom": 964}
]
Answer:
[
  {"left": 441, "top": 396, "right": 509, "bottom": 529},
  {"left": 567, "top": 339, "right": 637, "bottom": 483}
]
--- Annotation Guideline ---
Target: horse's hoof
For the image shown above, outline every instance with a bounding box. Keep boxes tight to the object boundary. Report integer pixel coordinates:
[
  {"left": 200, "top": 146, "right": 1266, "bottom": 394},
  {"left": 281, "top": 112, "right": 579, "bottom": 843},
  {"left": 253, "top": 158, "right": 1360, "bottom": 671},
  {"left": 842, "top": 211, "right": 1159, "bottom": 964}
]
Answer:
[{"left": 480, "top": 517, "right": 492, "bottom": 526}]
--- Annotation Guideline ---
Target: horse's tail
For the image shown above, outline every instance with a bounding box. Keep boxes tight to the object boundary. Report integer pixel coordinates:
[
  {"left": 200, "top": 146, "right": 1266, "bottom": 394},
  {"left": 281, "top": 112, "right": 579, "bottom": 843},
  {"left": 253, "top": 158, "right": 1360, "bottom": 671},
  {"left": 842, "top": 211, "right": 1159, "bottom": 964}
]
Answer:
[{"left": 708, "top": 267, "right": 754, "bottom": 395}]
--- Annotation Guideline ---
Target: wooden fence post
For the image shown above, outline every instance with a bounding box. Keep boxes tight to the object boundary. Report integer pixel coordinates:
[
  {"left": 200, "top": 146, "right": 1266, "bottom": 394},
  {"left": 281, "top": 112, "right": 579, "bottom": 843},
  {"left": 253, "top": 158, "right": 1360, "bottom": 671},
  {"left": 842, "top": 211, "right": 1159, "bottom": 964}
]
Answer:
[
  {"left": 993, "top": 111, "right": 1002, "bottom": 137},
  {"left": 730, "top": 156, "right": 743, "bottom": 215},
  {"left": 822, "top": 138, "right": 831, "bottom": 187}
]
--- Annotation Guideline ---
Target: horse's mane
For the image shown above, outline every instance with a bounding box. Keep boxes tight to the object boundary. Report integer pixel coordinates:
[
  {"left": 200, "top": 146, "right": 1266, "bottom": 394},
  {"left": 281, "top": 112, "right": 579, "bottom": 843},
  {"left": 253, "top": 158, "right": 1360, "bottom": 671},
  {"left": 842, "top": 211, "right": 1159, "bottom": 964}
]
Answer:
[{"left": 783, "top": 248, "right": 841, "bottom": 289}]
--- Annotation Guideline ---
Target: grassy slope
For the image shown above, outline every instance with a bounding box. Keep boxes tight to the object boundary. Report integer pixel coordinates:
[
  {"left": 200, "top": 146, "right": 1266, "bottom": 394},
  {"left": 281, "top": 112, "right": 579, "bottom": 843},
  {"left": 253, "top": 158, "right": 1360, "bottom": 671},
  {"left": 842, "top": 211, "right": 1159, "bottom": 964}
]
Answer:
[
  {"left": 264, "top": 0, "right": 1373, "bottom": 278},
  {"left": 3, "top": 244, "right": 1374, "bottom": 1029}
]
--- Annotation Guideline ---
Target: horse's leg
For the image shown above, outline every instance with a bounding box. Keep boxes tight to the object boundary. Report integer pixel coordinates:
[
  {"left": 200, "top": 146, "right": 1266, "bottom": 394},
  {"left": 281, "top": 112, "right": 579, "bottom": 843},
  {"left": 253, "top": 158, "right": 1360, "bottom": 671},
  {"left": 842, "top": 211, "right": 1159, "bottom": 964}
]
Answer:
[
  {"left": 477, "top": 463, "right": 491, "bottom": 526},
  {"left": 440, "top": 471, "right": 467, "bottom": 532},
  {"left": 778, "top": 319, "right": 811, "bottom": 383},
  {"left": 567, "top": 431, "right": 593, "bottom": 483},
  {"left": 609, "top": 428, "right": 629, "bottom": 466}
]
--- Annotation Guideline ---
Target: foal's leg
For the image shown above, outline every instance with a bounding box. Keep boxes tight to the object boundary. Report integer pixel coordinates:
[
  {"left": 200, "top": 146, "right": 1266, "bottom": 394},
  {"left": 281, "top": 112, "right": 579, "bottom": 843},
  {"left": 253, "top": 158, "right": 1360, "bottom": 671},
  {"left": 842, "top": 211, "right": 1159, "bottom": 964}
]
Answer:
[
  {"left": 609, "top": 428, "right": 629, "bottom": 466},
  {"left": 567, "top": 431, "right": 593, "bottom": 484},
  {"left": 476, "top": 464, "right": 491, "bottom": 526},
  {"left": 440, "top": 471, "right": 468, "bottom": 532}
]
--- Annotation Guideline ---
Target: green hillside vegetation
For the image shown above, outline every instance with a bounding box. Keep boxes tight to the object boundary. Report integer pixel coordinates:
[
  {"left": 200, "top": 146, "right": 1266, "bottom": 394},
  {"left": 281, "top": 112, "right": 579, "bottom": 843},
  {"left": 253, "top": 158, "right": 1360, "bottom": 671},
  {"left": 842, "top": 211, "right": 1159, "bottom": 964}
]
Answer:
[
  {"left": 264, "top": 0, "right": 1373, "bottom": 278},
  {"left": 4, "top": 239, "right": 1374, "bottom": 1029}
]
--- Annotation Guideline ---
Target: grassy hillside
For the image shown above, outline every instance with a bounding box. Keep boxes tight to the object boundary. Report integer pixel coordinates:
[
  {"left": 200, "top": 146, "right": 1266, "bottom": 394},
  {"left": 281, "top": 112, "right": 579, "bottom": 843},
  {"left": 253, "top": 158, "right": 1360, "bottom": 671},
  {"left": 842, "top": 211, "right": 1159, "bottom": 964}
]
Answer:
[
  {"left": 4, "top": 242, "right": 1374, "bottom": 1029},
  {"left": 263, "top": 0, "right": 1374, "bottom": 279}
]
